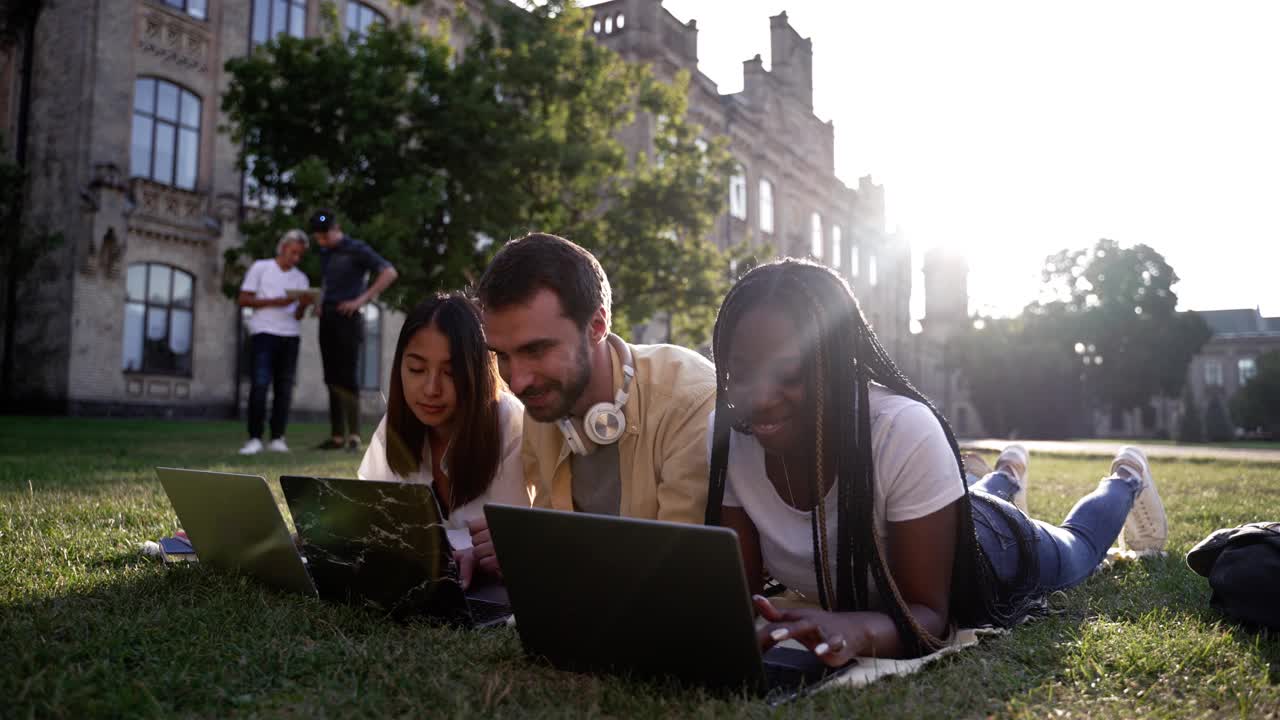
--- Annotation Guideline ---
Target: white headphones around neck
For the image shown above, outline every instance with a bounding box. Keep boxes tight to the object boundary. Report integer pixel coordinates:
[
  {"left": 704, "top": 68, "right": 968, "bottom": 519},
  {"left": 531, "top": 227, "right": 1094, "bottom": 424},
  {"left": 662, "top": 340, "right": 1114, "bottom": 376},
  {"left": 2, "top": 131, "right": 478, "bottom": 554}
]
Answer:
[{"left": 558, "top": 333, "right": 635, "bottom": 456}]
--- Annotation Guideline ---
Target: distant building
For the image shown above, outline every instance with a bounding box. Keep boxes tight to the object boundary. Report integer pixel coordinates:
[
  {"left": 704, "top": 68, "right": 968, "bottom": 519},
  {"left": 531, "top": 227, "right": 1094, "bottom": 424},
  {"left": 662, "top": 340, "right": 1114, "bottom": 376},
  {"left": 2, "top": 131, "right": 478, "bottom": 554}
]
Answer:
[
  {"left": 1090, "top": 307, "right": 1280, "bottom": 438},
  {"left": 1, "top": 0, "right": 956, "bottom": 427},
  {"left": 587, "top": 3, "right": 913, "bottom": 356}
]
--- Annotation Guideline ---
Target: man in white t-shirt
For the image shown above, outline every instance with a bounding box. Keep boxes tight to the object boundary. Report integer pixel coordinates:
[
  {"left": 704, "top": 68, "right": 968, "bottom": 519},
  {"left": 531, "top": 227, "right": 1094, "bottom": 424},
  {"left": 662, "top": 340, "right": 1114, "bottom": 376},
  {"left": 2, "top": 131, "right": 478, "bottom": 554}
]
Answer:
[{"left": 237, "top": 229, "right": 315, "bottom": 455}]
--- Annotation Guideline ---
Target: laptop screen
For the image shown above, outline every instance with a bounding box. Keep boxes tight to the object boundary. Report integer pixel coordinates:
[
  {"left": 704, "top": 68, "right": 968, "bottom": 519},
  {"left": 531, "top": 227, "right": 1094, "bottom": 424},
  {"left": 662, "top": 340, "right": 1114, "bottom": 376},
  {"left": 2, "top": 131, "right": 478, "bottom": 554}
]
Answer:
[{"left": 280, "top": 476, "right": 468, "bottom": 620}]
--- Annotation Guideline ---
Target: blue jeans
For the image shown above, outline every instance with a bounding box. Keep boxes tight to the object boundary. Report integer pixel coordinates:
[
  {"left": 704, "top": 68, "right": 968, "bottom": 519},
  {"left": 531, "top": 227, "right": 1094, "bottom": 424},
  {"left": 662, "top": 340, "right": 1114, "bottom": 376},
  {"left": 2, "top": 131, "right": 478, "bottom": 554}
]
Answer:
[
  {"left": 248, "top": 333, "right": 301, "bottom": 440},
  {"left": 969, "top": 470, "right": 1141, "bottom": 593}
]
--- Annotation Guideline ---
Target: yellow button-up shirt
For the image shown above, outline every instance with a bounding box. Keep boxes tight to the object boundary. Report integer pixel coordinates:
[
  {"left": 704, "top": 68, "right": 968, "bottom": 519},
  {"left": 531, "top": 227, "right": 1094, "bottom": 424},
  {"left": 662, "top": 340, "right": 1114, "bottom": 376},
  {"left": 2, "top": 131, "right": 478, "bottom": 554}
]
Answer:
[{"left": 521, "top": 341, "right": 717, "bottom": 524}]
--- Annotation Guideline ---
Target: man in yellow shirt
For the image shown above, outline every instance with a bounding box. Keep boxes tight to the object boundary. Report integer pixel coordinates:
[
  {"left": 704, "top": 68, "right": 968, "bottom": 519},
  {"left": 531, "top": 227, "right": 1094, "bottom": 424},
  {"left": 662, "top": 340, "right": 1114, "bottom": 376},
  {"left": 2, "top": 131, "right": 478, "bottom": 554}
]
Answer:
[{"left": 466, "top": 233, "right": 715, "bottom": 581}]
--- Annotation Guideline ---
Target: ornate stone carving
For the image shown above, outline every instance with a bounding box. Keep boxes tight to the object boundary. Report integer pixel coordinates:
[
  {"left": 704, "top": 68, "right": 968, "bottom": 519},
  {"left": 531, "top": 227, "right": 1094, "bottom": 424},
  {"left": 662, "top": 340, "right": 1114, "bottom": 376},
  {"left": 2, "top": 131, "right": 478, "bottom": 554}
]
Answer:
[
  {"left": 127, "top": 178, "right": 218, "bottom": 247},
  {"left": 138, "top": 7, "right": 209, "bottom": 73}
]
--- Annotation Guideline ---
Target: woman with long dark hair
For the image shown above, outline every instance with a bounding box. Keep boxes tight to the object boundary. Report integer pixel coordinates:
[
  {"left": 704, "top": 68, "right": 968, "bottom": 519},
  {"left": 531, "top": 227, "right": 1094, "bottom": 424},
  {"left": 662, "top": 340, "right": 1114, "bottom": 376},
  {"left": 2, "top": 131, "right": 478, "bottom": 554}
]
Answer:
[
  {"left": 359, "top": 292, "right": 526, "bottom": 550},
  {"left": 706, "top": 259, "right": 1167, "bottom": 665}
]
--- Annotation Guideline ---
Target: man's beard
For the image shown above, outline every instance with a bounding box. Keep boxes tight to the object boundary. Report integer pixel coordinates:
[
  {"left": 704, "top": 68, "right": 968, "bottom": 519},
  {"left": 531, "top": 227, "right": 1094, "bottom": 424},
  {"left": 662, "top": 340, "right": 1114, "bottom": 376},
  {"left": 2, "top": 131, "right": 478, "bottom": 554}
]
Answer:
[{"left": 520, "top": 336, "right": 592, "bottom": 423}]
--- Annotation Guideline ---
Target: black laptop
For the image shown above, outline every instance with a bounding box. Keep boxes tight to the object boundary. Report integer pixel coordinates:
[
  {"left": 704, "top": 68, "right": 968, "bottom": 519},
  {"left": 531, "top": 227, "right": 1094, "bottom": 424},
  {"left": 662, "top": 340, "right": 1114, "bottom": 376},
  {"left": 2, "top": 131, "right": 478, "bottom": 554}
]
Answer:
[
  {"left": 483, "top": 505, "right": 835, "bottom": 696},
  {"left": 280, "top": 475, "right": 511, "bottom": 626}
]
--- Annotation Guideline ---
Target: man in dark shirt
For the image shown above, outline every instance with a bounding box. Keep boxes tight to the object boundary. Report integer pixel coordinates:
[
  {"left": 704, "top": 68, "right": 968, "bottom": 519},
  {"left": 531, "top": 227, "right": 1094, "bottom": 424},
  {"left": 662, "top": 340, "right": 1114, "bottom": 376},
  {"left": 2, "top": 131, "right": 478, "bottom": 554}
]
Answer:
[{"left": 309, "top": 209, "right": 399, "bottom": 451}]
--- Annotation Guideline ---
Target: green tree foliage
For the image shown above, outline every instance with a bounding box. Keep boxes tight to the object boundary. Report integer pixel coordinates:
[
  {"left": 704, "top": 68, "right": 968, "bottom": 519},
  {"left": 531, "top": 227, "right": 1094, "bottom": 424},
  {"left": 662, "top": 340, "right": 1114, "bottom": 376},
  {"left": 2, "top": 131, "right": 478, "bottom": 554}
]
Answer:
[
  {"left": 947, "top": 308, "right": 1084, "bottom": 439},
  {"left": 1040, "top": 239, "right": 1211, "bottom": 412},
  {"left": 1204, "top": 390, "right": 1235, "bottom": 442},
  {"left": 951, "top": 239, "right": 1211, "bottom": 437},
  {"left": 1177, "top": 384, "right": 1204, "bottom": 443},
  {"left": 220, "top": 0, "right": 737, "bottom": 343},
  {"left": 1232, "top": 350, "right": 1280, "bottom": 437}
]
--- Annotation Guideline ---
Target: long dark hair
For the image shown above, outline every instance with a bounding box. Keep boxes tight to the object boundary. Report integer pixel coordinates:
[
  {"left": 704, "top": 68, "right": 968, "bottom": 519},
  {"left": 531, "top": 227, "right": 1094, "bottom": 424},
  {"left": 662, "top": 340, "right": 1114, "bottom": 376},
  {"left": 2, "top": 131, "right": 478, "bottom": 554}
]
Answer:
[
  {"left": 706, "top": 259, "right": 1039, "bottom": 655},
  {"left": 385, "top": 293, "right": 503, "bottom": 510}
]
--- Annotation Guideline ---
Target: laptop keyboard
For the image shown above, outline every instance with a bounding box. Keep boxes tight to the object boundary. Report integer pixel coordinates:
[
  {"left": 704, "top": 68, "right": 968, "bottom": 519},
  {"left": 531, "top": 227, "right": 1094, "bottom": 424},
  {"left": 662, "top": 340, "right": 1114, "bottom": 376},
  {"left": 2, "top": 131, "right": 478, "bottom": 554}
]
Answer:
[{"left": 467, "top": 598, "right": 512, "bottom": 627}]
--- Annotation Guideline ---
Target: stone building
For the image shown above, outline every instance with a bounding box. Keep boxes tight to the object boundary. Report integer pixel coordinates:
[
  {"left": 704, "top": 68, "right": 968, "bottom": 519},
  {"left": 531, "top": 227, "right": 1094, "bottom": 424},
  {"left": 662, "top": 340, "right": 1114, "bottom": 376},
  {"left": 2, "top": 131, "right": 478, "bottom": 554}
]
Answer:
[
  {"left": 2, "top": 0, "right": 944, "bottom": 429},
  {"left": 586, "top": 2, "right": 913, "bottom": 356},
  {"left": 1086, "top": 308, "right": 1280, "bottom": 438}
]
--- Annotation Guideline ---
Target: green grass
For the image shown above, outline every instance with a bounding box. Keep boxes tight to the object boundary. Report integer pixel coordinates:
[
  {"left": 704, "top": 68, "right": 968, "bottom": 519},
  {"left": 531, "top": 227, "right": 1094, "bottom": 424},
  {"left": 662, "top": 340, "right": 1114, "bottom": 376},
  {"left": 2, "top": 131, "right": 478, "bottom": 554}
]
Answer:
[
  {"left": 2, "top": 416, "right": 1278, "bottom": 718},
  {"left": 1094, "top": 438, "right": 1279, "bottom": 451}
]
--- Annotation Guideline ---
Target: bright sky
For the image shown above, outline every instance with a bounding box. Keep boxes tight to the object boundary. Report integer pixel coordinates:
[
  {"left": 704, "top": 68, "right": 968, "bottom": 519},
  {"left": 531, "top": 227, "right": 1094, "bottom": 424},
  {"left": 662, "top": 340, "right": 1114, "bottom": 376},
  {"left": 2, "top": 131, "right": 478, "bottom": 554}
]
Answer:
[{"left": 651, "top": 0, "right": 1280, "bottom": 320}]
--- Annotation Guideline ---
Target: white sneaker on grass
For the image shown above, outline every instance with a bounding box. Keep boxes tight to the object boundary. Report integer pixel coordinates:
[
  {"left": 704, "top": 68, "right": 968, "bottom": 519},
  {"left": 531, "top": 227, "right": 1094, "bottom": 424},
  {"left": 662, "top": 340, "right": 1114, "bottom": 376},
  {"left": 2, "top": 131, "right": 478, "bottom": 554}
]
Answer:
[
  {"left": 267, "top": 438, "right": 289, "bottom": 453},
  {"left": 238, "top": 438, "right": 264, "bottom": 455},
  {"left": 1112, "top": 446, "right": 1167, "bottom": 553},
  {"left": 994, "top": 444, "right": 1030, "bottom": 515}
]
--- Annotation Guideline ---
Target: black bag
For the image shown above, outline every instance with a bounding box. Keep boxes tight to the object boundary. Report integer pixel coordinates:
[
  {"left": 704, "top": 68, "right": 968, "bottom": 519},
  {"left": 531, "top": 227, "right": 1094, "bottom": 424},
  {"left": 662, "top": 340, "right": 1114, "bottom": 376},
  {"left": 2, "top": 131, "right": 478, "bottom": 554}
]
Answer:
[{"left": 1185, "top": 522, "right": 1280, "bottom": 631}]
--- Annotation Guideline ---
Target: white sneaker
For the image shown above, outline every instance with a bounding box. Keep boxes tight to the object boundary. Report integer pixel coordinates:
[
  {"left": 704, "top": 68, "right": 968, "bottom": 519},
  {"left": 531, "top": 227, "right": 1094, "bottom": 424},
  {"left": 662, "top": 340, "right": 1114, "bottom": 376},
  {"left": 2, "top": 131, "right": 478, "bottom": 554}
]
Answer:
[
  {"left": 1112, "top": 446, "right": 1167, "bottom": 553},
  {"left": 238, "top": 438, "right": 264, "bottom": 455},
  {"left": 267, "top": 438, "right": 289, "bottom": 453},
  {"left": 995, "top": 444, "right": 1030, "bottom": 515}
]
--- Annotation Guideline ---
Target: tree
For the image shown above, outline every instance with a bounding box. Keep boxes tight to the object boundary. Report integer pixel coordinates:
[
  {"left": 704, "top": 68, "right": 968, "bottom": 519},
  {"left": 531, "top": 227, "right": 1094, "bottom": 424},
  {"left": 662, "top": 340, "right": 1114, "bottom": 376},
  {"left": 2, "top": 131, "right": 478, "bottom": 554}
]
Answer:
[
  {"left": 221, "top": 0, "right": 737, "bottom": 344},
  {"left": 1177, "top": 384, "right": 1204, "bottom": 443},
  {"left": 948, "top": 308, "right": 1085, "bottom": 439},
  {"left": 1204, "top": 391, "right": 1235, "bottom": 442},
  {"left": 1232, "top": 350, "right": 1280, "bottom": 437},
  {"left": 1040, "top": 238, "right": 1211, "bottom": 414}
]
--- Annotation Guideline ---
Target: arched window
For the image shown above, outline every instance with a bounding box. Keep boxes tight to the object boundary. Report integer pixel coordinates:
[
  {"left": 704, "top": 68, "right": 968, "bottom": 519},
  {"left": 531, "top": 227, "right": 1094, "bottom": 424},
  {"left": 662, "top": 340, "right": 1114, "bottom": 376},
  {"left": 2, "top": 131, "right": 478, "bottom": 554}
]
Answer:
[
  {"left": 357, "top": 304, "right": 382, "bottom": 390},
  {"left": 831, "top": 225, "right": 843, "bottom": 271},
  {"left": 345, "top": 1, "right": 386, "bottom": 41},
  {"left": 850, "top": 242, "right": 860, "bottom": 277},
  {"left": 616, "top": 14, "right": 626, "bottom": 29},
  {"left": 131, "top": 78, "right": 201, "bottom": 190},
  {"left": 604, "top": 16, "right": 614, "bottom": 33},
  {"left": 810, "top": 212, "right": 823, "bottom": 259},
  {"left": 728, "top": 164, "right": 748, "bottom": 220},
  {"left": 758, "top": 178, "right": 774, "bottom": 234},
  {"left": 251, "top": 0, "right": 305, "bottom": 46},
  {"left": 124, "top": 263, "right": 194, "bottom": 376},
  {"left": 593, "top": 18, "right": 602, "bottom": 33},
  {"left": 163, "top": 0, "right": 207, "bottom": 20},
  {"left": 869, "top": 253, "right": 879, "bottom": 287}
]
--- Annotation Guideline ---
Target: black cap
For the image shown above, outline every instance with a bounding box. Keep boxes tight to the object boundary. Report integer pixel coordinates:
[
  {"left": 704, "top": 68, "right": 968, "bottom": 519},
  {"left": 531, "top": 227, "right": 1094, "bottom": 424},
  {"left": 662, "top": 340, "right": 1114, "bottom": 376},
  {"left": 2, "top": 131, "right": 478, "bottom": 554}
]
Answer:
[{"left": 309, "top": 209, "right": 336, "bottom": 233}]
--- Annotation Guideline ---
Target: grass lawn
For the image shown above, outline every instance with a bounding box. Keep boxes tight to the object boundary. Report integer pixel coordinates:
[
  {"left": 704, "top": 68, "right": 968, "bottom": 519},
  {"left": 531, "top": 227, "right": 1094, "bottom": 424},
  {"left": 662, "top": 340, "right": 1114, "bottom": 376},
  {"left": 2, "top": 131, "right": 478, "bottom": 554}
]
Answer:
[{"left": 2, "top": 416, "right": 1278, "bottom": 719}]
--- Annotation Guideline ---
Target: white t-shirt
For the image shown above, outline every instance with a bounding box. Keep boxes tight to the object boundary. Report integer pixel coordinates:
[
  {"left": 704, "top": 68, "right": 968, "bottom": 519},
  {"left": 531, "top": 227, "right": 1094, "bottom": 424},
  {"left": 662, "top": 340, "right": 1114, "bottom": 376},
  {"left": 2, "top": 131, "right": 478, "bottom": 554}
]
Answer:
[
  {"left": 240, "top": 258, "right": 310, "bottom": 337},
  {"left": 357, "top": 391, "right": 529, "bottom": 549},
  {"left": 712, "top": 384, "right": 964, "bottom": 606}
]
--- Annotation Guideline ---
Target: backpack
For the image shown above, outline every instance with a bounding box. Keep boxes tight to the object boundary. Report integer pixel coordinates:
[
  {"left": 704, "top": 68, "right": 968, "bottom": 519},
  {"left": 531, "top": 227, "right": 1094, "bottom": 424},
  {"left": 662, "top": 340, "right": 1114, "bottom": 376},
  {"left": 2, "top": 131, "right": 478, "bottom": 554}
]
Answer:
[{"left": 1185, "top": 522, "right": 1280, "bottom": 631}]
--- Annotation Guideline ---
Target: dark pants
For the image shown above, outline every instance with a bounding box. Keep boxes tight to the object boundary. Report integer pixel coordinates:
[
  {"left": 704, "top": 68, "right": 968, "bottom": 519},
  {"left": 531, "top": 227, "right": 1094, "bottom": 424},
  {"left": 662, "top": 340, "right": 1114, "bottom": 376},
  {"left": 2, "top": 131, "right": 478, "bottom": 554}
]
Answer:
[
  {"left": 319, "top": 308, "right": 363, "bottom": 438},
  {"left": 247, "top": 333, "right": 301, "bottom": 440}
]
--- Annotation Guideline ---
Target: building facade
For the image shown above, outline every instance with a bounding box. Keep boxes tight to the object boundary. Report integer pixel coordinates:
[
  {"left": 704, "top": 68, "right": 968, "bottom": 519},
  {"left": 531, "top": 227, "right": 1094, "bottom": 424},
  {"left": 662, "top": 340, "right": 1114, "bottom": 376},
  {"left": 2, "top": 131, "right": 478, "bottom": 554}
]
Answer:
[
  {"left": 586, "top": 2, "right": 913, "bottom": 357},
  {"left": 3, "top": 0, "right": 957, "bottom": 430}
]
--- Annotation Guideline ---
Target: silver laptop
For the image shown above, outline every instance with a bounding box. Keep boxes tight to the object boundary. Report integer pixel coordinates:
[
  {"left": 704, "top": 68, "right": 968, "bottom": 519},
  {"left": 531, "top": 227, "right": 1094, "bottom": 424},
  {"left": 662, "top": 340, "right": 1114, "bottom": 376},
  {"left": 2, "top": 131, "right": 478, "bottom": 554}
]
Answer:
[
  {"left": 155, "top": 467, "right": 316, "bottom": 596},
  {"left": 484, "top": 505, "right": 834, "bottom": 696}
]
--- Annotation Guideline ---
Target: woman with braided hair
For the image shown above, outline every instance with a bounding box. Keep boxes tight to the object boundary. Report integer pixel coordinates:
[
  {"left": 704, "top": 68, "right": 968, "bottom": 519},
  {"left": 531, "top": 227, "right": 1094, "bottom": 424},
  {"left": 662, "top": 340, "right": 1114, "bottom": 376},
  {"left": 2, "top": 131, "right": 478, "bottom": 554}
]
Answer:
[{"left": 707, "top": 258, "right": 1168, "bottom": 666}]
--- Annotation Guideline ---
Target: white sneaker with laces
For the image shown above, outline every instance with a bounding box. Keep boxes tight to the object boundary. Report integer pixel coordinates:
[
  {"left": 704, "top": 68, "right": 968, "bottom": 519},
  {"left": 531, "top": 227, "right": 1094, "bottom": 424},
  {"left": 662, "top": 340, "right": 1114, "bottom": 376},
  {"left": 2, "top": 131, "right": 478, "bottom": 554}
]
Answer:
[
  {"left": 238, "top": 438, "right": 264, "bottom": 455},
  {"left": 267, "top": 438, "right": 289, "bottom": 453},
  {"left": 1112, "top": 446, "right": 1167, "bottom": 553},
  {"left": 994, "top": 444, "right": 1030, "bottom": 515}
]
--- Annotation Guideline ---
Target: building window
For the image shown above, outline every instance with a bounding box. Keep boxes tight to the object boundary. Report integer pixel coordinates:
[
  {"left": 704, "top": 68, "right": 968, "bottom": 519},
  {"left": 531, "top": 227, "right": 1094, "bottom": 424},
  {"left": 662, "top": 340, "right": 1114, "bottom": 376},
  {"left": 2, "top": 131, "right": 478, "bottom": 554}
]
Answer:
[
  {"left": 831, "top": 225, "right": 843, "bottom": 272},
  {"left": 357, "top": 303, "right": 382, "bottom": 390},
  {"left": 758, "top": 178, "right": 774, "bottom": 235},
  {"left": 252, "top": 0, "right": 306, "bottom": 46},
  {"left": 728, "top": 164, "right": 747, "bottom": 221},
  {"left": 869, "top": 253, "right": 878, "bottom": 287},
  {"left": 124, "top": 263, "right": 194, "bottom": 376},
  {"left": 810, "top": 212, "right": 823, "bottom": 258},
  {"left": 131, "top": 78, "right": 201, "bottom": 191},
  {"left": 850, "top": 242, "right": 860, "bottom": 277},
  {"left": 1239, "top": 357, "right": 1257, "bottom": 386},
  {"left": 345, "top": 1, "right": 385, "bottom": 40},
  {"left": 1204, "top": 359, "right": 1223, "bottom": 386},
  {"left": 163, "top": 0, "right": 208, "bottom": 20},
  {"left": 616, "top": 14, "right": 625, "bottom": 29}
]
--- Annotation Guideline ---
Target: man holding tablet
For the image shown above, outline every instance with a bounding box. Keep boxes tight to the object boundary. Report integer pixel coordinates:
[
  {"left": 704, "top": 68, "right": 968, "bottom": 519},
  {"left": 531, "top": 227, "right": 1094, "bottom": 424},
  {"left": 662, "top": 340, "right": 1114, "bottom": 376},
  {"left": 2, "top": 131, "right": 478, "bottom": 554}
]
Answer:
[{"left": 237, "top": 229, "right": 315, "bottom": 455}]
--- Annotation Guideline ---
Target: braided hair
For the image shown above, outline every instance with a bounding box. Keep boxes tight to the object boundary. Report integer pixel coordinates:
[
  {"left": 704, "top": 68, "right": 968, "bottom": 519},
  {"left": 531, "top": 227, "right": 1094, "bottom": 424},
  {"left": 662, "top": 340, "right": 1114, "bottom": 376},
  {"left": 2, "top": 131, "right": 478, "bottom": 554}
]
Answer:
[{"left": 706, "top": 259, "right": 1040, "bottom": 655}]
